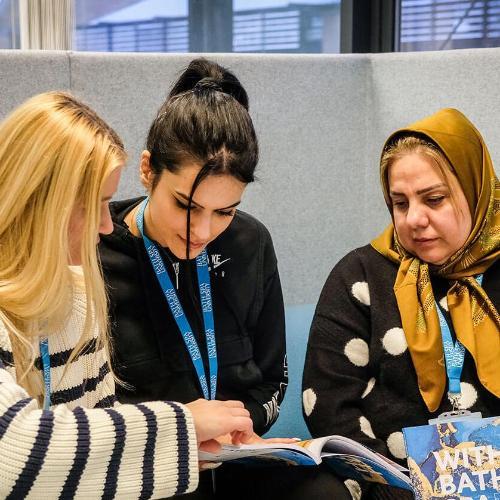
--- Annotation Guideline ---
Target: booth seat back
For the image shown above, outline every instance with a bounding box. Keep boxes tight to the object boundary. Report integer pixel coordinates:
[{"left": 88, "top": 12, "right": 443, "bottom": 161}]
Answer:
[{"left": 265, "top": 304, "right": 315, "bottom": 439}]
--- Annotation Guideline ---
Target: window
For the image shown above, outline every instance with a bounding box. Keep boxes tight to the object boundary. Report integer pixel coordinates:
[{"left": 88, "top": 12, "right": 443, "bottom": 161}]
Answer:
[
  {"left": 75, "top": 0, "right": 340, "bottom": 53},
  {"left": 399, "top": 0, "right": 500, "bottom": 51},
  {"left": 0, "top": 0, "right": 19, "bottom": 49}
]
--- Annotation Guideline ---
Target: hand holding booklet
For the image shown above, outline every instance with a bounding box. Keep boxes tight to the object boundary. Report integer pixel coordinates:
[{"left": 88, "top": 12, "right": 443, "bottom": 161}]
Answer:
[{"left": 199, "top": 434, "right": 413, "bottom": 491}]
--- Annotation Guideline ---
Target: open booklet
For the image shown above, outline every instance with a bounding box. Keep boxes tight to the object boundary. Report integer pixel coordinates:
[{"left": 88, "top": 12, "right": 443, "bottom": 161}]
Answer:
[{"left": 199, "top": 435, "right": 413, "bottom": 491}]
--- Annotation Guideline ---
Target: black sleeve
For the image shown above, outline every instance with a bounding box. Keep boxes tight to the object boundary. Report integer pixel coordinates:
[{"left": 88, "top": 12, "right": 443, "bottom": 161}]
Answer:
[
  {"left": 243, "top": 226, "right": 287, "bottom": 435},
  {"left": 302, "top": 250, "right": 389, "bottom": 456}
]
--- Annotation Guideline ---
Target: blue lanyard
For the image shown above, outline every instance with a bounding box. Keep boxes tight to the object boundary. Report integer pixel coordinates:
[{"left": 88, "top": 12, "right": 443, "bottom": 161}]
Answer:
[
  {"left": 136, "top": 198, "right": 217, "bottom": 400},
  {"left": 39, "top": 338, "right": 51, "bottom": 410},
  {"left": 436, "top": 274, "right": 483, "bottom": 407}
]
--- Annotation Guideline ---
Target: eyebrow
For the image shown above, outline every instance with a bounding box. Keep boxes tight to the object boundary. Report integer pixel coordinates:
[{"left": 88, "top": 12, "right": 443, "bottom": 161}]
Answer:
[
  {"left": 389, "top": 183, "right": 447, "bottom": 197},
  {"left": 175, "top": 191, "right": 241, "bottom": 210},
  {"left": 101, "top": 195, "right": 114, "bottom": 201}
]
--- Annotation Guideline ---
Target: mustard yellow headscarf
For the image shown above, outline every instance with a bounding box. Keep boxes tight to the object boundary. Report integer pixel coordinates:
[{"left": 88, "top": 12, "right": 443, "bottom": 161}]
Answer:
[{"left": 371, "top": 108, "right": 500, "bottom": 412}]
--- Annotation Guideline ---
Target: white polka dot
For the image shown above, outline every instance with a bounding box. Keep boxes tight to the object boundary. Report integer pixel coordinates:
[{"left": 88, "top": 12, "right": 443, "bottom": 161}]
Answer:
[
  {"left": 345, "top": 338, "right": 369, "bottom": 367},
  {"left": 361, "top": 377, "right": 376, "bottom": 399},
  {"left": 359, "top": 416, "right": 376, "bottom": 439},
  {"left": 382, "top": 327, "right": 408, "bottom": 356},
  {"left": 344, "top": 479, "right": 362, "bottom": 500},
  {"left": 457, "top": 382, "right": 478, "bottom": 410},
  {"left": 439, "top": 296, "right": 449, "bottom": 311},
  {"left": 387, "top": 432, "right": 407, "bottom": 459},
  {"left": 351, "top": 281, "right": 370, "bottom": 306},
  {"left": 302, "top": 388, "right": 317, "bottom": 417}
]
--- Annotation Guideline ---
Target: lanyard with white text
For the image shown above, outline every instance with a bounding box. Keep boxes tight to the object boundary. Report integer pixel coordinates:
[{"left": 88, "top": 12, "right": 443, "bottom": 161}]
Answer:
[
  {"left": 436, "top": 274, "right": 483, "bottom": 410},
  {"left": 39, "top": 337, "right": 51, "bottom": 410},
  {"left": 136, "top": 198, "right": 217, "bottom": 400}
]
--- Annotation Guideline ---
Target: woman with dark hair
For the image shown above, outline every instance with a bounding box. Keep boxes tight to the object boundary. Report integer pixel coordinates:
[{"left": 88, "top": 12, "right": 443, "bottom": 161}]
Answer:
[
  {"left": 100, "top": 58, "right": 352, "bottom": 499},
  {"left": 303, "top": 108, "right": 499, "bottom": 499},
  {"left": 100, "top": 57, "right": 284, "bottom": 434}
]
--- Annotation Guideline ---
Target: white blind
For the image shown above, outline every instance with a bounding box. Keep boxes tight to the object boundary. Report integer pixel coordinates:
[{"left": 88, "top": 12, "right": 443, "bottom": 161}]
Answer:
[
  {"left": 19, "top": 0, "right": 74, "bottom": 50},
  {"left": 400, "top": 0, "right": 500, "bottom": 51}
]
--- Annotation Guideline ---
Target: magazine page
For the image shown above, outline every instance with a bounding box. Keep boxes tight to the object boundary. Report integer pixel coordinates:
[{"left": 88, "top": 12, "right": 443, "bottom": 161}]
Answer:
[
  {"left": 322, "top": 454, "right": 413, "bottom": 490},
  {"left": 198, "top": 434, "right": 414, "bottom": 488},
  {"left": 322, "top": 435, "right": 408, "bottom": 471},
  {"left": 198, "top": 439, "right": 325, "bottom": 466}
]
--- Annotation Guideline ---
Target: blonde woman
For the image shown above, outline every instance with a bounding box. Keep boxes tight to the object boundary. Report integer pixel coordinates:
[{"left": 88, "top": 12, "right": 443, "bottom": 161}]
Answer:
[{"left": 0, "top": 92, "right": 252, "bottom": 499}]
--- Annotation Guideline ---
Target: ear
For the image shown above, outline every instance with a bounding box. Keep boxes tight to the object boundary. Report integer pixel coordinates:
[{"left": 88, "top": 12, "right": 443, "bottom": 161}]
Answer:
[{"left": 140, "top": 150, "right": 155, "bottom": 191}]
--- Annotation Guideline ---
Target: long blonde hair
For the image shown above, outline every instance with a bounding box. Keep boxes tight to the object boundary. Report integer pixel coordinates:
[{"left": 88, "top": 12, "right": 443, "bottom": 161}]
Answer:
[{"left": 0, "top": 91, "right": 126, "bottom": 396}]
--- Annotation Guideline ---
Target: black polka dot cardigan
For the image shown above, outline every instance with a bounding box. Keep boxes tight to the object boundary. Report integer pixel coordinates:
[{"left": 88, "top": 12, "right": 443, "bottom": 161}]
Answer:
[{"left": 303, "top": 244, "right": 500, "bottom": 465}]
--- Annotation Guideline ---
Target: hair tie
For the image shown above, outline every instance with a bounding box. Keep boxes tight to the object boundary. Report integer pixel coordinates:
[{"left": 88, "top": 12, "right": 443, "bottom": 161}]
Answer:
[{"left": 194, "top": 77, "right": 222, "bottom": 93}]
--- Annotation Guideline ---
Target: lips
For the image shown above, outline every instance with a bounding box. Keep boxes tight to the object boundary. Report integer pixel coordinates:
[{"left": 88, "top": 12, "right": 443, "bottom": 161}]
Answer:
[
  {"left": 179, "top": 236, "right": 206, "bottom": 249},
  {"left": 413, "top": 237, "right": 437, "bottom": 245}
]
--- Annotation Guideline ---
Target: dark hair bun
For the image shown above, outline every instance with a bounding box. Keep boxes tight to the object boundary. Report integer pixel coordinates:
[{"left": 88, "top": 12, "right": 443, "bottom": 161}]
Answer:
[
  {"left": 194, "top": 77, "right": 222, "bottom": 93},
  {"left": 169, "top": 58, "right": 249, "bottom": 110}
]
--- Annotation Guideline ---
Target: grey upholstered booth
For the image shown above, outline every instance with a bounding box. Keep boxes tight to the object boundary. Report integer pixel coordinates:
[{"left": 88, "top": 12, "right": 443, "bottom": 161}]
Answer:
[{"left": 1, "top": 48, "right": 499, "bottom": 437}]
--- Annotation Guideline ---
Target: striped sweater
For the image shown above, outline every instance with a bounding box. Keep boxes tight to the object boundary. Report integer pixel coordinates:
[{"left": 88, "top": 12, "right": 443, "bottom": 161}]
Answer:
[{"left": 0, "top": 269, "right": 199, "bottom": 499}]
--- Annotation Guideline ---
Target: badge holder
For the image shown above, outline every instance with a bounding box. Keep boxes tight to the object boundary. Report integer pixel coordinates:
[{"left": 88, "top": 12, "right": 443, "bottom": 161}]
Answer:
[
  {"left": 428, "top": 392, "right": 482, "bottom": 424},
  {"left": 428, "top": 409, "right": 482, "bottom": 425}
]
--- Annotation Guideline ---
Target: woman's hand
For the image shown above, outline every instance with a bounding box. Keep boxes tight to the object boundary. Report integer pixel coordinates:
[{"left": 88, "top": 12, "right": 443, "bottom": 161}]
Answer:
[
  {"left": 250, "top": 434, "right": 301, "bottom": 444},
  {"left": 186, "top": 399, "right": 253, "bottom": 451},
  {"left": 244, "top": 432, "right": 301, "bottom": 445},
  {"left": 216, "top": 431, "right": 301, "bottom": 445}
]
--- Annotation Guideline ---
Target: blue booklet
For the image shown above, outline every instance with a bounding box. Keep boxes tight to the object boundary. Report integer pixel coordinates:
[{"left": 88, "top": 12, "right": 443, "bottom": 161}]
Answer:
[
  {"left": 199, "top": 434, "right": 412, "bottom": 490},
  {"left": 403, "top": 416, "right": 500, "bottom": 499}
]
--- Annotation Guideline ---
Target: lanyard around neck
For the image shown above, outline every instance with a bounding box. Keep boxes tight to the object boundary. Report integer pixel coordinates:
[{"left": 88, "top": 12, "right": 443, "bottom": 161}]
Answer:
[
  {"left": 39, "top": 338, "right": 51, "bottom": 410},
  {"left": 135, "top": 198, "right": 217, "bottom": 400},
  {"left": 436, "top": 274, "right": 483, "bottom": 409}
]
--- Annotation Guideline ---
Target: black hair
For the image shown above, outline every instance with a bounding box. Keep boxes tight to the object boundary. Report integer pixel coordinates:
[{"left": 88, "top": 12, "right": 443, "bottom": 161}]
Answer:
[{"left": 146, "top": 58, "right": 259, "bottom": 259}]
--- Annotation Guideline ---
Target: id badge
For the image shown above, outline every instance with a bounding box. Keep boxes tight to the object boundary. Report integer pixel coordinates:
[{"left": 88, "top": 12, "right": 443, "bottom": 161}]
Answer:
[{"left": 403, "top": 415, "right": 500, "bottom": 500}]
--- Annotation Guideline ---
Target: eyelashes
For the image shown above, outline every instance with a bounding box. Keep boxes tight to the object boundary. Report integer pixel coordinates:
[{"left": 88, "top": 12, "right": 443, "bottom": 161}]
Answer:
[
  {"left": 174, "top": 198, "right": 235, "bottom": 217},
  {"left": 216, "top": 210, "right": 235, "bottom": 217},
  {"left": 392, "top": 195, "right": 446, "bottom": 211},
  {"left": 174, "top": 198, "right": 190, "bottom": 211},
  {"left": 426, "top": 196, "right": 445, "bottom": 206},
  {"left": 393, "top": 201, "right": 408, "bottom": 210}
]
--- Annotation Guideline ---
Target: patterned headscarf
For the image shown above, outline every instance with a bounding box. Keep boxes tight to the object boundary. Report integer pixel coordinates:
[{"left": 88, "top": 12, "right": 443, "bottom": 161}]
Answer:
[{"left": 371, "top": 108, "right": 500, "bottom": 412}]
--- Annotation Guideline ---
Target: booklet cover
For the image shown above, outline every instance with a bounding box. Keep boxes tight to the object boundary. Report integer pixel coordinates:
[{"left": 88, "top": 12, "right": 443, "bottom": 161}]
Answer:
[
  {"left": 199, "top": 434, "right": 413, "bottom": 490},
  {"left": 403, "top": 416, "right": 500, "bottom": 500}
]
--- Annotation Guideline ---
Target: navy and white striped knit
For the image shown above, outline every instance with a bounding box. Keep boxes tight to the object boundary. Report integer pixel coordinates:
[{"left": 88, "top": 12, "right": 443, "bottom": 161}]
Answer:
[{"left": 0, "top": 269, "right": 198, "bottom": 499}]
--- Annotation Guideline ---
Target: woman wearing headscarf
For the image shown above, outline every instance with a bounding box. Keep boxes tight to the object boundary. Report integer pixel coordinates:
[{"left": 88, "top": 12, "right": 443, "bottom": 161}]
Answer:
[{"left": 303, "top": 108, "right": 499, "bottom": 499}]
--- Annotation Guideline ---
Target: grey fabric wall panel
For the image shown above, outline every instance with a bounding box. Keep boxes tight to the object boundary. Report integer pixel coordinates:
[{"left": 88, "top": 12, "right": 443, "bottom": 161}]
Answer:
[
  {"left": 0, "top": 50, "right": 70, "bottom": 120},
  {"left": 68, "top": 52, "right": 193, "bottom": 199},
  {"left": 367, "top": 48, "right": 500, "bottom": 243},
  {"left": 224, "top": 54, "right": 373, "bottom": 307},
  {"left": 69, "top": 52, "right": 374, "bottom": 305},
  {"left": 1, "top": 48, "right": 499, "bottom": 305}
]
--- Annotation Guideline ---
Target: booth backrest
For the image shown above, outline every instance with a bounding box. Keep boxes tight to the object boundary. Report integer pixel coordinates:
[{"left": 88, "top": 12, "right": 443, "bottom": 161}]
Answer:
[{"left": 1, "top": 48, "right": 499, "bottom": 438}]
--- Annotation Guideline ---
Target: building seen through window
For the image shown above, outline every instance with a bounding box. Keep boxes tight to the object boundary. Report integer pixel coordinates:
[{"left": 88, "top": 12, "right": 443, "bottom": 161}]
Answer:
[
  {"left": 0, "top": 0, "right": 18, "bottom": 49},
  {"left": 4, "top": 0, "right": 500, "bottom": 54},
  {"left": 75, "top": 0, "right": 341, "bottom": 53},
  {"left": 399, "top": 0, "right": 500, "bottom": 51}
]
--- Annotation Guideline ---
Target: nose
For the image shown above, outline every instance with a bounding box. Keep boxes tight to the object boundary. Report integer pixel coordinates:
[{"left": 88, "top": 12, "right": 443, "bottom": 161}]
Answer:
[
  {"left": 406, "top": 202, "right": 429, "bottom": 228},
  {"left": 190, "top": 213, "right": 211, "bottom": 243},
  {"left": 99, "top": 205, "right": 114, "bottom": 235}
]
